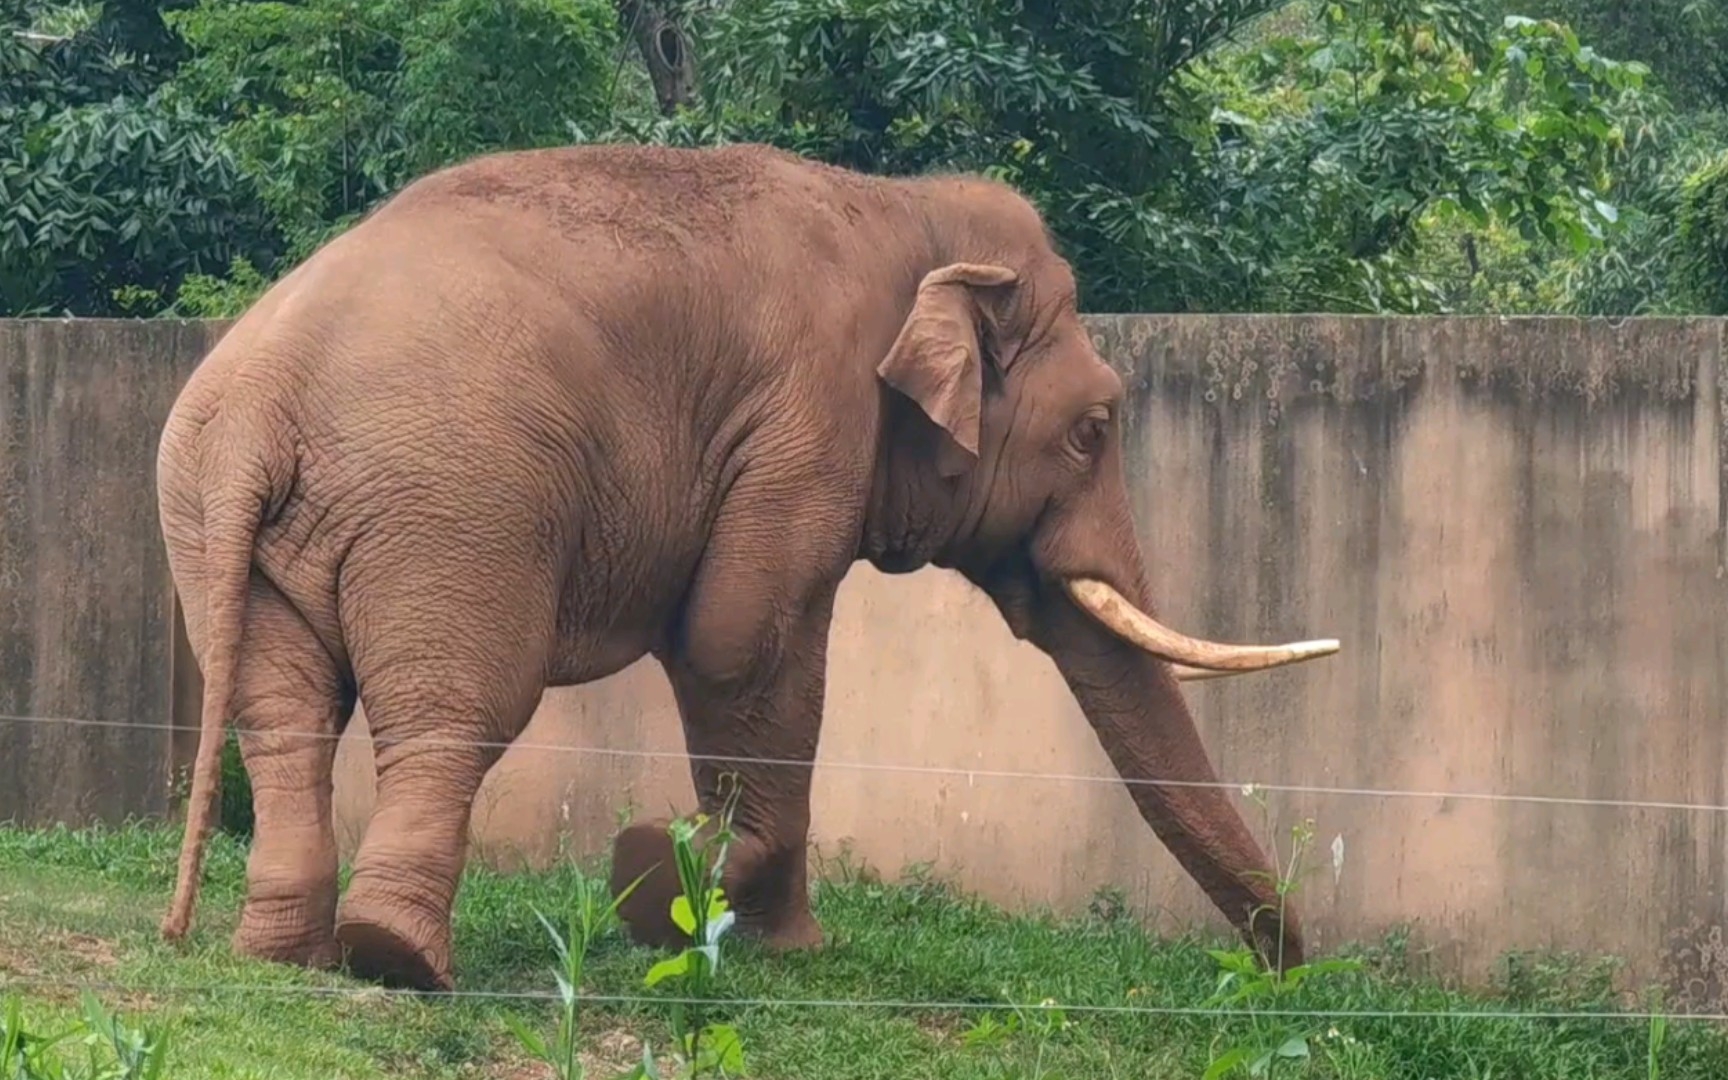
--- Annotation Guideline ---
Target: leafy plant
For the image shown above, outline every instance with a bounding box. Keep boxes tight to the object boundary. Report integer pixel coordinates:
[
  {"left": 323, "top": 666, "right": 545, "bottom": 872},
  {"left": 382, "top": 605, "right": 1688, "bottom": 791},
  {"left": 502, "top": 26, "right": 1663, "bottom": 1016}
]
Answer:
[
  {"left": 629, "top": 781, "right": 746, "bottom": 1079},
  {"left": 504, "top": 867, "right": 646, "bottom": 1080},
  {"left": 959, "top": 994, "right": 1072, "bottom": 1080},
  {"left": 670, "top": 0, "right": 1294, "bottom": 313},
  {"left": 1488, "top": 0, "right": 1728, "bottom": 113},
  {"left": 508, "top": 784, "right": 746, "bottom": 1080},
  {"left": 1649, "top": 1009, "right": 1669, "bottom": 1080},
  {"left": 1, "top": 991, "right": 170, "bottom": 1080},
  {"left": 1, "top": 0, "right": 1700, "bottom": 317},
  {"left": 166, "top": 254, "right": 271, "bottom": 317},
  {"left": 660, "top": 0, "right": 1651, "bottom": 315},
  {"left": 1170, "top": 1, "right": 1653, "bottom": 313},
  {"left": 1201, "top": 788, "right": 1363, "bottom": 1079},
  {"left": 74, "top": 994, "right": 169, "bottom": 1080}
]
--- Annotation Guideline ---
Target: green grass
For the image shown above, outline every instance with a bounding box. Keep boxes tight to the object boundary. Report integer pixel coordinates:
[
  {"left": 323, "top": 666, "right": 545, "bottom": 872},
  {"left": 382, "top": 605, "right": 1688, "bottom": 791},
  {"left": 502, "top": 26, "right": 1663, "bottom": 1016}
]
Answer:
[{"left": 1, "top": 822, "right": 1725, "bottom": 1079}]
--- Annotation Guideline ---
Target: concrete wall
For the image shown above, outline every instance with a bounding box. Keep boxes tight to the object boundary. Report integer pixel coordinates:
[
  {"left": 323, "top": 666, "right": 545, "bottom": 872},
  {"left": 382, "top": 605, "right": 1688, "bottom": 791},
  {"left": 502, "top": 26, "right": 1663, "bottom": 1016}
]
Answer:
[
  {"left": 0, "top": 320, "right": 220, "bottom": 826},
  {"left": 5, "top": 315, "right": 1728, "bottom": 1003}
]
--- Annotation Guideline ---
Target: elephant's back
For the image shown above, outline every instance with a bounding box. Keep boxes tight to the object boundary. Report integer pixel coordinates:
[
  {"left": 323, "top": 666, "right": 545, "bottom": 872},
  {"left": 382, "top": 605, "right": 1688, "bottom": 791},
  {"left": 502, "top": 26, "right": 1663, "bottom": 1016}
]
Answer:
[{"left": 372, "top": 141, "right": 870, "bottom": 247}]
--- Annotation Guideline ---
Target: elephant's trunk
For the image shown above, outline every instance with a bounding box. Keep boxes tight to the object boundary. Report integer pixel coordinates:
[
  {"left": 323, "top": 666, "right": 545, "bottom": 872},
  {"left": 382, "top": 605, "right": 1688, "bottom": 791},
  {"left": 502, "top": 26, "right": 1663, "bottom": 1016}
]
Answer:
[
  {"left": 1034, "top": 588, "right": 1308, "bottom": 970},
  {"left": 1004, "top": 479, "right": 1334, "bottom": 970}
]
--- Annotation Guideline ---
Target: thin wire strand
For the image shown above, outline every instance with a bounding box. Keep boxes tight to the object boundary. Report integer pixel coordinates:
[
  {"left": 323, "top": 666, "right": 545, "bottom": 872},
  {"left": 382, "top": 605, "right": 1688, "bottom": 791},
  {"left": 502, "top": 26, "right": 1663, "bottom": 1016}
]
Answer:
[
  {"left": 1, "top": 975, "right": 1719, "bottom": 1023},
  {"left": 3, "top": 711, "right": 1726, "bottom": 815}
]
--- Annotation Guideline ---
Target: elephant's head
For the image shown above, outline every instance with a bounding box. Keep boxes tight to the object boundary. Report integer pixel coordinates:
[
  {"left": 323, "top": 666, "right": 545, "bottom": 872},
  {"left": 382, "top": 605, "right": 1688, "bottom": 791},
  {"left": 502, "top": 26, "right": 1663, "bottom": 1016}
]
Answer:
[{"left": 861, "top": 176, "right": 1339, "bottom": 968}]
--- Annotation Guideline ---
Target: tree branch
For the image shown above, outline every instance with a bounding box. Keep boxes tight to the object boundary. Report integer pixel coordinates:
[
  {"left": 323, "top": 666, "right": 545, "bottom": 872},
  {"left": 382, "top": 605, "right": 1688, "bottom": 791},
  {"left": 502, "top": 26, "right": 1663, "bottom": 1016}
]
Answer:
[{"left": 618, "top": 0, "right": 699, "bottom": 116}]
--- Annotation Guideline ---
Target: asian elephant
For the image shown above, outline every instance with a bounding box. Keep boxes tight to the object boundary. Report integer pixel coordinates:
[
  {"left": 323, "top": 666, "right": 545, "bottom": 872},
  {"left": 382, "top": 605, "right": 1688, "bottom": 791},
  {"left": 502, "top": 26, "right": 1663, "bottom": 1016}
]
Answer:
[{"left": 155, "top": 141, "right": 1339, "bottom": 992}]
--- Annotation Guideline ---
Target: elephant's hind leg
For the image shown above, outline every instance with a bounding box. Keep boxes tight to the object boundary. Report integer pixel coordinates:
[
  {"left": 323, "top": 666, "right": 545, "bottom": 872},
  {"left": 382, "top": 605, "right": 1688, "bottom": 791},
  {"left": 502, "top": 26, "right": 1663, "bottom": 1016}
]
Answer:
[
  {"left": 229, "top": 574, "right": 355, "bottom": 970},
  {"left": 332, "top": 571, "right": 553, "bottom": 992}
]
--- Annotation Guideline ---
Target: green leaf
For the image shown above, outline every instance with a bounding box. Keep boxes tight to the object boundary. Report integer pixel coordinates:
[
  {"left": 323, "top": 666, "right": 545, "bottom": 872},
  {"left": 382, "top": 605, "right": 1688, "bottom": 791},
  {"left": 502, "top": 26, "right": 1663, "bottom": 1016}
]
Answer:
[
  {"left": 960, "top": 1015, "right": 1010, "bottom": 1047},
  {"left": 670, "top": 895, "right": 697, "bottom": 936},
  {"left": 696, "top": 1023, "right": 746, "bottom": 1074},
  {"left": 1249, "top": 1045, "right": 1278, "bottom": 1076},
  {"left": 1206, "top": 948, "right": 1260, "bottom": 974},
  {"left": 1203, "top": 1047, "right": 1251, "bottom": 1080},
  {"left": 143, "top": 1028, "right": 172, "bottom": 1080},
  {"left": 1276, "top": 1035, "right": 1311, "bottom": 1059},
  {"left": 644, "top": 952, "right": 693, "bottom": 988},
  {"left": 1282, "top": 957, "right": 1364, "bottom": 987},
  {"left": 501, "top": 1013, "right": 550, "bottom": 1062}
]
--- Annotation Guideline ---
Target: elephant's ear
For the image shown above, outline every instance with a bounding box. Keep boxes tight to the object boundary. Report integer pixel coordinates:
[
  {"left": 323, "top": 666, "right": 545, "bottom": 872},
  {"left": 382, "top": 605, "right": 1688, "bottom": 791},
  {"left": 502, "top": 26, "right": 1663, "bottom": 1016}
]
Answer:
[{"left": 877, "top": 262, "right": 1018, "bottom": 472}]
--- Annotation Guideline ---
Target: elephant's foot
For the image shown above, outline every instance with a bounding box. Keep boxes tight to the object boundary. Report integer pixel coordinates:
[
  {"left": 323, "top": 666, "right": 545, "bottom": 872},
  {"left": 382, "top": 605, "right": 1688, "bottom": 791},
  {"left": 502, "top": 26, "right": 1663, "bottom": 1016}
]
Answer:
[
  {"left": 334, "top": 882, "right": 454, "bottom": 992},
  {"left": 609, "top": 818, "right": 823, "bottom": 953},
  {"left": 336, "top": 918, "right": 452, "bottom": 992},
  {"left": 748, "top": 902, "right": 825, "bottom": 953},
  {"left": 610, "top": 820, "right": 690, "bottom": 949},
  {"left": 233, "top": 893, "right": 342, "bottom": 971}
]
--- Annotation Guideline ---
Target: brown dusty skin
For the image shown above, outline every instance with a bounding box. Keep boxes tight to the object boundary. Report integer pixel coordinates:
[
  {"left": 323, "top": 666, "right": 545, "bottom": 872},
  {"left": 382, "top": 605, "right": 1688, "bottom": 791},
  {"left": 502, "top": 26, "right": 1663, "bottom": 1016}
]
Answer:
[
  {"left": 149, "top": 143, "right": 1315, "bottom": 989},
  {"left": 158, "top": 406, "right": 269, "bottom": 945}
]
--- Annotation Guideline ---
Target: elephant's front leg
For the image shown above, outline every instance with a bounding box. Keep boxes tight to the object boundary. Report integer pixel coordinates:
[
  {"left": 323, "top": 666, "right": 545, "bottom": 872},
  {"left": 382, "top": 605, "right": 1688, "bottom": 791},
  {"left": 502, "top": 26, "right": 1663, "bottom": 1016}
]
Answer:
[
  {"left": 612, "top": 487, "right": 854, "bottom": 952},
  {"left": 671, "top": 612, "right": 831, "bottom": 949},
  {"left": 616, "top": 594, "right": 835, "bottom": 951}
]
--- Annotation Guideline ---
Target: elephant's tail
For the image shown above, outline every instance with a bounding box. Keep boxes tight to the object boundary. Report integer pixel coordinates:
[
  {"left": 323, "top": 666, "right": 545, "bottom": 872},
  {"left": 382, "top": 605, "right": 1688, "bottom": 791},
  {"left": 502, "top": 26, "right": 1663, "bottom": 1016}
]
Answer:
[{"left": 160, "top": 404, "right": 282, "bottom": 944}]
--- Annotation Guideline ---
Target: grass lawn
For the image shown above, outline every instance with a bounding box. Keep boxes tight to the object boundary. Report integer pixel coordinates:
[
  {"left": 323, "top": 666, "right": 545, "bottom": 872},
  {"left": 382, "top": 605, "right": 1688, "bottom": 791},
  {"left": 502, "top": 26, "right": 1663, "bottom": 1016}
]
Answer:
[{"left": 1, "top": 822, "right": 1725, "bottom": 1078}]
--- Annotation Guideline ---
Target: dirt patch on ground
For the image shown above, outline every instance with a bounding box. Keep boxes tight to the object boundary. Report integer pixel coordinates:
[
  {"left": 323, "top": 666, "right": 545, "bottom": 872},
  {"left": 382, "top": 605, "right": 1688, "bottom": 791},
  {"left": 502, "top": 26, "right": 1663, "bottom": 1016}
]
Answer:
[
  {"left": 914, "top": 1012, "right": 966, "bottom": 1044},
  {"left": 484, "top": 1057, "right": 553, "bottom": 1080},
  {"left": 57, "top": 932, "right": 119, "bottom": 969},
  {"left": 0, "top": 928, "right": 148, "bottom": 1010},
  {"left": 0, "top": 939, "right": 42, "bottom": 979},
  {"left": 485, "top": 1027, "right": 669, "bottom": 1080},
  {"left": 583, "top": 1027, "right": 663, "bottom": 1074},
  {"left": 0, "top": 930, "right": 119, "bottom": 978}
]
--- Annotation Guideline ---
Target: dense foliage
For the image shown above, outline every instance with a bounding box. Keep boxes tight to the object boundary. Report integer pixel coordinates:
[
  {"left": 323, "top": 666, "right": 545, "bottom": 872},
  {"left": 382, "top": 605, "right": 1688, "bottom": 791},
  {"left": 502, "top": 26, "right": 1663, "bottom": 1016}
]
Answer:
[
  {"left": 1677, "top": 151, "right": 1728, "bottom": 316},
  {"left": 675, "top": 0, "right": 1647, "bottom": 313},
  {"left": 2, "top": 0, "right": 1725, "bottom": 317},
  {"left": 1492, "top": 0, "right": 1728, "bottom": 114},
  {"left": 162, "top": 0, "right": 618, "bottom": 261},
  {"left": 0, "top": 0, "right": 267, "bottom": 314}
]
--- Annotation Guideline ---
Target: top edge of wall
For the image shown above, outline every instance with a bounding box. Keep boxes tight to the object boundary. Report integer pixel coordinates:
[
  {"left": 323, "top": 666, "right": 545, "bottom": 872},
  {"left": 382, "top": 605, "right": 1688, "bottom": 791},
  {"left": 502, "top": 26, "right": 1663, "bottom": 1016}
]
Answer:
[
  {"left": 1083, "top": 313, "right": 1724, "bottom": 407},
  {"left": 2, "top": 315, "right": 1722, "bottom": 406},
  {"left": 0, "top": 319, "right": 234, "bottom": 365}
]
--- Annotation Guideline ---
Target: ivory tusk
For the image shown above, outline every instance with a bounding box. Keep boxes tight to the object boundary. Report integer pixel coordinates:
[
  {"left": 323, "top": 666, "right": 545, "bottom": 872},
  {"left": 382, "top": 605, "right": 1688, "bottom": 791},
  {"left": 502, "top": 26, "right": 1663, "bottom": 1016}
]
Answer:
[
  {"left": 1168, "top": 663, "right": 1240, "bottom": 682},
  {"left": 1065, "top": 576, "right": 1340, "bottom": 674}
]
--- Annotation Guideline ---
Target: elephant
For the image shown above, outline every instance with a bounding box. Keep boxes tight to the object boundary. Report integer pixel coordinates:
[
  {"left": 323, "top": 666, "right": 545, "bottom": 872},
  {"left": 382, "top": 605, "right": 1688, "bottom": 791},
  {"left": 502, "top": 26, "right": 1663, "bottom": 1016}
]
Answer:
[{"left": 155, "top": 141, "right": 1339, "bottom": 992}]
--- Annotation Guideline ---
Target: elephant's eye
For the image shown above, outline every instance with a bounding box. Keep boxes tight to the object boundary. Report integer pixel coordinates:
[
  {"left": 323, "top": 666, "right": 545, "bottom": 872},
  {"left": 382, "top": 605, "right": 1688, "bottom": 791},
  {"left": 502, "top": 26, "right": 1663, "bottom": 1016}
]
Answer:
[{"left": 1069, "top": 410, "right": 1110, "bottom": 458}]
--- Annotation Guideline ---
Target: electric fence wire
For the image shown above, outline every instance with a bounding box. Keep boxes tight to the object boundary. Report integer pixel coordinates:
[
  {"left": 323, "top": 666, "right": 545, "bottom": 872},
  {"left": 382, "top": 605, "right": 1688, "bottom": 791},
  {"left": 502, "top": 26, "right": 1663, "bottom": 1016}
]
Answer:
[
  {"left": 0, "top": 975, "right": 1721, "bottom": 1024},
  {"left": 2, "top": 711, "right": 1726, "bottom": 815}
]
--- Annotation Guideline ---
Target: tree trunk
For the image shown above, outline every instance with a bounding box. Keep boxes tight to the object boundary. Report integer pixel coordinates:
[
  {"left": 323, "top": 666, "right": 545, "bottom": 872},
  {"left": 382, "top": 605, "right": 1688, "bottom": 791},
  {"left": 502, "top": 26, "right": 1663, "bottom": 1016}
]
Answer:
[{"left": 618, "top": 0, "right": 699, "bottom": 116}]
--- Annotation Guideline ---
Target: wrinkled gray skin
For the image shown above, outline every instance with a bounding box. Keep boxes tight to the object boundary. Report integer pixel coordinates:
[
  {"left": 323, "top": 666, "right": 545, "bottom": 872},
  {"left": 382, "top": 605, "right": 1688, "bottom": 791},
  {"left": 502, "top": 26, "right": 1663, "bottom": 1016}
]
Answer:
[{"left": 156, "top": 142, "right": 1318, "bottom": 991}]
